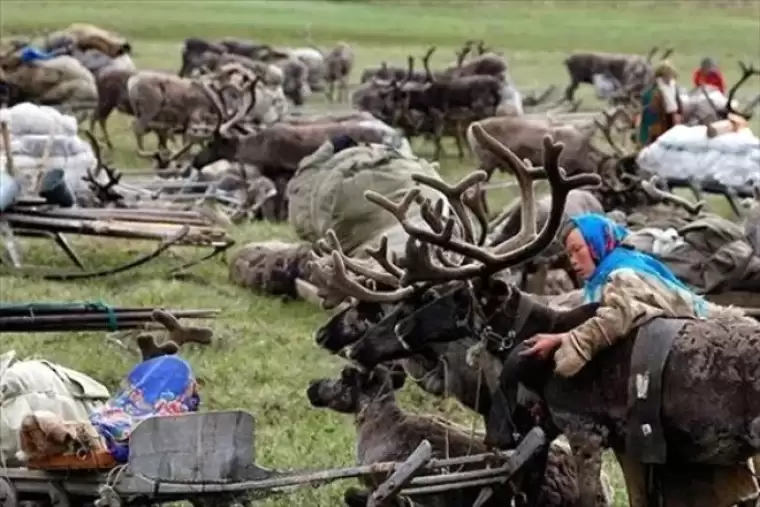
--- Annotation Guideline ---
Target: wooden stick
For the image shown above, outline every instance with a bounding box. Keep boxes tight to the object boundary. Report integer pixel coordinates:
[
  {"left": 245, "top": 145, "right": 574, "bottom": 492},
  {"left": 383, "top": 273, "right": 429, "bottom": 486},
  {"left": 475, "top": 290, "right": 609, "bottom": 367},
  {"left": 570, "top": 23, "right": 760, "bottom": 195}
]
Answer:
[
  {"left": 0, "top": 118, "right": 14, "bottom": 177},
  {"left": 370, "top": 440, "right": 432, "bottom": 506}
]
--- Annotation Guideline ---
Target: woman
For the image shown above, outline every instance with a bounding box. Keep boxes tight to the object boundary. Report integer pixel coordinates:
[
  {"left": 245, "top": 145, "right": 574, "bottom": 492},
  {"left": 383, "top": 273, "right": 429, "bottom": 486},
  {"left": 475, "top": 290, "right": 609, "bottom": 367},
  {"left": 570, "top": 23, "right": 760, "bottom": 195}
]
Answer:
[
  {"left": 637, "top": 60, "right": 683, "bottom": 147},
  {"left": 692, "top": 57, "right": 726, "bottom": 94},
  {"left": 520, "top": 212, "right": 745, "bottom": 377}
]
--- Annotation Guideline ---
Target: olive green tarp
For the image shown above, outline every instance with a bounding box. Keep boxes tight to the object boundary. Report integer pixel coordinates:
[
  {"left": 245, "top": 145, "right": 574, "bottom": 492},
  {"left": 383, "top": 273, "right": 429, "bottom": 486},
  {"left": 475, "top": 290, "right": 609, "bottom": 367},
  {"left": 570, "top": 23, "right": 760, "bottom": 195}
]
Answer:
[{"left": 286, "top": 139, "right": 450, "bottom": 258}]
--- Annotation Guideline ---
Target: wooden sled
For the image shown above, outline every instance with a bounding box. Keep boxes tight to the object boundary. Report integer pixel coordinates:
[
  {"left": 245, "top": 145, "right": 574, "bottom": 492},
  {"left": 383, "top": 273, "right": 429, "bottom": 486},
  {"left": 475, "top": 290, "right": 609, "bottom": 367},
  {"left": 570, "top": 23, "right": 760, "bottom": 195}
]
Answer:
[
  {"left": 0, "top": 410, "right": 546, "bottom": 507},
  {"left": 0, "top": 202, "right": 235, "bottom": 281}
]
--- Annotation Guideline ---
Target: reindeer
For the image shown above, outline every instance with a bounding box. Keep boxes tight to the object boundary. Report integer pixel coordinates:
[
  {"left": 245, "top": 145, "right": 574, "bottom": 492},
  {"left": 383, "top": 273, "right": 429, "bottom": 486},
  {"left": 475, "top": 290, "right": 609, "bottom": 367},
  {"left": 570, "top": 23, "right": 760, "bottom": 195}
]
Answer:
[
  {"left": 289, "top": 46, "right": 327, "bottom": 93},
  {"left": 89, "top": 67, "right": 135, "bottom": 150},
  {"left": 308, "top": 363, "right": 604, "bottom": 506},
  {"left": 324, "top": 42, "right": 354, "bottom": 103},
  {"left": 308, "top": 123, "right": 760, "bottom": 506},
  {"left": 44, "top": 23, "right": 132, "bottom": 58},
  {"left": 382, "top": 49, "right": 503, "bottom": 160},
  {"left": 564, "top": 46, "right": 672, "bottom": 103},
  {"left": 176, "top": 79, "right": 401, "bottom": 218},
  {"left": 465, "top": 107, "right": 638, "bottom": 189},
  {"left": 124, "top": 70, "right": 226, "bottom": 157},
  {"left": 440, "top": 40, "right": 508, "bottom": 81}
]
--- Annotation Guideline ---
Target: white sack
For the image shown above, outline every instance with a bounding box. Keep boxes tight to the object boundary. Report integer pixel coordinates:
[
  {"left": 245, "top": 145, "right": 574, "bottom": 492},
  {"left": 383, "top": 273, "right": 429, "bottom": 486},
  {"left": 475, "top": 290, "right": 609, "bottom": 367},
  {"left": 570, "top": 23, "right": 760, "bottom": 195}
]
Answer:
[{"left": 637, "top": 125, "right": 760, "bottom": 187}]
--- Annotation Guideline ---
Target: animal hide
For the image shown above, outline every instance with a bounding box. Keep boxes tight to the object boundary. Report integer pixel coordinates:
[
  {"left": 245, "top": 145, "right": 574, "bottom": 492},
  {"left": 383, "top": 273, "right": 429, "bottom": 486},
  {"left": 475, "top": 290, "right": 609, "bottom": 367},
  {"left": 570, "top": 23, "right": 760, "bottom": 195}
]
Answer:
[
  {"left": 637, "top": 124, "right": 760, "bottom": 188},
  {"left": 17, "top": 410, "right": 106, "bottom": 463}
]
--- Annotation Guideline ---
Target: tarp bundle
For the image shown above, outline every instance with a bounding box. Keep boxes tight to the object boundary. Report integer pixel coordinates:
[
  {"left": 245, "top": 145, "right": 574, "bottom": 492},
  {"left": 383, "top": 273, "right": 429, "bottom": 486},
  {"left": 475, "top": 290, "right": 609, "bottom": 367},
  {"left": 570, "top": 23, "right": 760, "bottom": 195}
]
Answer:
[
  {"left": 625, "top": 214, "right": 760, "bottom": 293},
  {"left": 0, "top": 102, "right": 96, "bottom": 196},
  {"left": 0, "top": 349, "right": 110, "bottom": 465},
  {"left": 637, "top": 124, "right": 760, "bottom": 188},
  {"left": 287, "top": 138, "right": 445, "bottom": 257}
]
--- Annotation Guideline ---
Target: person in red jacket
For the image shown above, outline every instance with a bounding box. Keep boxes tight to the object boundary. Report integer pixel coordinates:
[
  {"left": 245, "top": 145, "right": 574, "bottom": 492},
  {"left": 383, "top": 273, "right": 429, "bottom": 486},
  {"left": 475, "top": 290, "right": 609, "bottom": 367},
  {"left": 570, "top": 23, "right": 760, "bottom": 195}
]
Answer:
[{"left": 692, "top": 57, "right": 726, "bottom": 93}]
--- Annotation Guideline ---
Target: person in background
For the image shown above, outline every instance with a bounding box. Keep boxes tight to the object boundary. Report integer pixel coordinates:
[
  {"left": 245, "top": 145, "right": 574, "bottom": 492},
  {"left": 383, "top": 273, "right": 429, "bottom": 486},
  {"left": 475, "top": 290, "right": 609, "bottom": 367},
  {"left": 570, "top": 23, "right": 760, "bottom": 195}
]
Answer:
[
  {"left": 692, "top": 57, "right": 726, "bottom": 94},
  {"left": 637, "top": 60, "right": 683, "bottom": 146}
]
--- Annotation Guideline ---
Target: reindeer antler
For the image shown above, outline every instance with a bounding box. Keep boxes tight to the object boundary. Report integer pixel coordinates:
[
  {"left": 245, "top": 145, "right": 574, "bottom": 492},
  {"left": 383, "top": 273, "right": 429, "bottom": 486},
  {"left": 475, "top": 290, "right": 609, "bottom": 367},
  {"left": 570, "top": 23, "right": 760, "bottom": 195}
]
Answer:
[
  {"left": 81, "top": 130, "right": 124, "bottom": 204},
  {"left": 593, "top": 108, "right": 627, "bottom": 157},
  {"left": 364, "top": 128, "right": 601, "bottom": 284},
  {"left": 726, "top": 61, "right": 760, "bottom": 120},
  {"left": 421, "top": 46, "right": 436, "bottom": 82},
  {"left": 641, "top": 176, "right": 705, "bottom": 215}
]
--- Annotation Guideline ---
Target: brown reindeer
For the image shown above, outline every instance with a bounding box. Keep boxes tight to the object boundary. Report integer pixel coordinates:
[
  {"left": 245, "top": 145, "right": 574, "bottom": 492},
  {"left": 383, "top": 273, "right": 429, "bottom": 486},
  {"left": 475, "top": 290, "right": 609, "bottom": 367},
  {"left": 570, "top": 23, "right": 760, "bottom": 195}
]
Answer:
[
  {"left": 382, "top": 48, "right": 503, "bottom": 161},
  {"left": 308, "top": 363, "right": 599, "bottom": 507},
  {"left": 441, "top": 39, "right": 508, "bottom": 81},
  {"left": 324, "top": 42, "right": 354, "bottom": 103}
]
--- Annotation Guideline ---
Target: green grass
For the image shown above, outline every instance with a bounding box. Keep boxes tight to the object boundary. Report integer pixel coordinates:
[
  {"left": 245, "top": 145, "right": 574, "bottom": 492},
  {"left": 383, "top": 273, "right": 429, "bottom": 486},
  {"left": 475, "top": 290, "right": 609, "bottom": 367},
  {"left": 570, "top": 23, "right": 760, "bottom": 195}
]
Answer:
[{"left": 1, "top": 1, "right": 758, "bottom": 505}]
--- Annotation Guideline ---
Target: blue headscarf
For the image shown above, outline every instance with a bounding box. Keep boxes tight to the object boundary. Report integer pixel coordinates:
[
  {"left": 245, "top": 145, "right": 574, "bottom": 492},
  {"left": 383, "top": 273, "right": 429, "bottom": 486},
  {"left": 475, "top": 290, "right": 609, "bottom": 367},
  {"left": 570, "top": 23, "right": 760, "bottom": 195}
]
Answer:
[{"left": 569, "top": 213, "right": 707, "bottom": 316}]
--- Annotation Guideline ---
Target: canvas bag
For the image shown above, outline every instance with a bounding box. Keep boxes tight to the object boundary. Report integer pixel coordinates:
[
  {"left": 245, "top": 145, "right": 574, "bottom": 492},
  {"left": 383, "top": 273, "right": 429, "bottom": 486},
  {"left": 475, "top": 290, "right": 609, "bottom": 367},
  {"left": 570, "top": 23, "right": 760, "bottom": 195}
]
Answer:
[{"left": 287, "top": 139, "right": 446, "bottom": 256}]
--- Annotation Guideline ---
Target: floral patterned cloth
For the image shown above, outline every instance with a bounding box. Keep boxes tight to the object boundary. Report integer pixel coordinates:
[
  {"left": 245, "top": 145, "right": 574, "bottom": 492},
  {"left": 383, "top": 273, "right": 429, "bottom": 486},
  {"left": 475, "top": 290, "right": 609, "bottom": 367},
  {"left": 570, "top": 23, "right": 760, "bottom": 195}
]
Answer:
[{"left": 88, "top": 355, "right": 200, "bottom": 463}]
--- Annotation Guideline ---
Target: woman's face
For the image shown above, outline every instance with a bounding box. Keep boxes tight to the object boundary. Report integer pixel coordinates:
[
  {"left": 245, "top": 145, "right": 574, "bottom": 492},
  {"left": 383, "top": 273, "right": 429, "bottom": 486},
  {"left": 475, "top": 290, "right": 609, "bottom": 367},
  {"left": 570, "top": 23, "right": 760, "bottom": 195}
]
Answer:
[{"left": 564, "top": 228, "right": 597, "bottom": 281}]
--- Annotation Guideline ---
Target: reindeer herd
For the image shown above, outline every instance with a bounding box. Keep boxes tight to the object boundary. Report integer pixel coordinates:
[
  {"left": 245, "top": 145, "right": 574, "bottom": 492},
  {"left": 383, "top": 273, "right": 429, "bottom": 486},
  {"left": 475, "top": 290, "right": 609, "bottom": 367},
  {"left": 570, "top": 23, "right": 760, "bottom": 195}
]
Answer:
[{"left": 4, "top": 22, "right": 760, "bottom": 506}]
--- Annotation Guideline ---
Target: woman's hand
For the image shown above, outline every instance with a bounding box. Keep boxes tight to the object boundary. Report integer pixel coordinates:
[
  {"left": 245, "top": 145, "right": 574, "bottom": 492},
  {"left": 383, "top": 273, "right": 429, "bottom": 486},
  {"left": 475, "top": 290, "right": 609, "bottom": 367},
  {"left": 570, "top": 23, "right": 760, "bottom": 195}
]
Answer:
[{"left": 519, "top": 333, "right": 567, "bottom": 360}]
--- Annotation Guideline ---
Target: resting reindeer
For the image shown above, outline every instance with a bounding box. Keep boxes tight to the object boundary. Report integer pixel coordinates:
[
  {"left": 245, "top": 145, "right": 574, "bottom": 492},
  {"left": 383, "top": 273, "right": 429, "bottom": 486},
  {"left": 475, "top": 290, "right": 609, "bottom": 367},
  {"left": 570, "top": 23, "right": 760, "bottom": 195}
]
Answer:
[
  {"left": 308, "top": 363, "right": 603, "bottom": 507},
  {"left": 307, "top": 124, "right": 760, "bottom": 506}
]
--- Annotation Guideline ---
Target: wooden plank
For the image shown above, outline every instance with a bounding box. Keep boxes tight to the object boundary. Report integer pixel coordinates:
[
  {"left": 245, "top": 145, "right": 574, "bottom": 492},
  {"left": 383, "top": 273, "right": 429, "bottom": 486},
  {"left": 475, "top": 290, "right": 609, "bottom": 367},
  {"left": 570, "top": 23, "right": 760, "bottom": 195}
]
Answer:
[
  {"left": 128, "top": 410, "right": 256, "bottom": 483},
  {"left": 368, "top": 440, "right": 432, "bottom": 507}
]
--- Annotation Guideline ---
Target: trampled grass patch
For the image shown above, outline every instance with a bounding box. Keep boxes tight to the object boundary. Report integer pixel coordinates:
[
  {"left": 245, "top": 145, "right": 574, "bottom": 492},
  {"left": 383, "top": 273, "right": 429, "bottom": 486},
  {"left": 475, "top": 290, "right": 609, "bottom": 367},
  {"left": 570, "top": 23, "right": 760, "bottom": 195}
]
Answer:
[{"left": 1, "top": 2, "right": 758, "bottom": 505}]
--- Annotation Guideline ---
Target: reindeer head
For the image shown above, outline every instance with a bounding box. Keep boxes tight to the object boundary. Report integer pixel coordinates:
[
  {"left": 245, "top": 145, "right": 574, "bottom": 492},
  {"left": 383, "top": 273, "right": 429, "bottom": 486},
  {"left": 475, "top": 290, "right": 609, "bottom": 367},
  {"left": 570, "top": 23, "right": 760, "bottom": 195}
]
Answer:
[
  {"left": 308, "top": 127, "right": 600, "bottom": 369},
  {"left": 185, "top": 72, "right": 260, "bottom": 170},
  {"left": 306, "top": 364, "right": 406, "bottom": 414}
]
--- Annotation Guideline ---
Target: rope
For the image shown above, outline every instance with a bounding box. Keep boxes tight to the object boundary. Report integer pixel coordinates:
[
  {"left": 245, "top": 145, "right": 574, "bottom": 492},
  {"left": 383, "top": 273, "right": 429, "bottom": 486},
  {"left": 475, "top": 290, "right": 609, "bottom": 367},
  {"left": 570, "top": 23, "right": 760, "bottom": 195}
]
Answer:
[
  {"left": 0, "top": 300, "right": 119, "bottom": 331},
  {"left": 85, "top": 301, "right": 118, "bottom": 331}
]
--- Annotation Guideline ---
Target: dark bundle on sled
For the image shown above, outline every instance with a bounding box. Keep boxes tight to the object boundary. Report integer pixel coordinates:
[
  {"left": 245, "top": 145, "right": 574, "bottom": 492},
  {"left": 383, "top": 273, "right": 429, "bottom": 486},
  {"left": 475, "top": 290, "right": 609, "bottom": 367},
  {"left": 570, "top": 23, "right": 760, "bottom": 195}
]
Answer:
[{"left": 228, "top": 241, "right": 313, "bottom": 299}]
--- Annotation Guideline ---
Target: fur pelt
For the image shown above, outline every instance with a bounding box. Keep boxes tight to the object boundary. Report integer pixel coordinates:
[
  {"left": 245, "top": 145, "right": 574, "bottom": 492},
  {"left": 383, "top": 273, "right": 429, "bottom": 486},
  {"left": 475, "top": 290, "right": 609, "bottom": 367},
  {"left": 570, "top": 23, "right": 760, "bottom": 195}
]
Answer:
[
  {"left": 17, "top": 410, "right": 106, "bottom": 463},
  {"left": 228, "top": 241, "right": 312, "bottom": 298}
]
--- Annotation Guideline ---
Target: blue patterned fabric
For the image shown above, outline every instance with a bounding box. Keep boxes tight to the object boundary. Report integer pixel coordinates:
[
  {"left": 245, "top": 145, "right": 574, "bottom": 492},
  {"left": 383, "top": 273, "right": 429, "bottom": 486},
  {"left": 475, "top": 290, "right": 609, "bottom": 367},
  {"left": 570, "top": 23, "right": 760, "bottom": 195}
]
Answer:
[
  {"left": 88, "top": 355, "right": 200, "bottom": 463},
  {"left": 569, "top": 213, "right": 708, "bottom": 316}
]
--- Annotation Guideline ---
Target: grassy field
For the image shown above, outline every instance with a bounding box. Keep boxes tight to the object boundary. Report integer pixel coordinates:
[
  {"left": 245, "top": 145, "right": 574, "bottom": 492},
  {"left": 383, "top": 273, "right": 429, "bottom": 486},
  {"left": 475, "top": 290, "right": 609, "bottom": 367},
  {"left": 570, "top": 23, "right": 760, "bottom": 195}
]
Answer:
[{"left": 1, "top": 1, "right": 759, "bottom": 505}]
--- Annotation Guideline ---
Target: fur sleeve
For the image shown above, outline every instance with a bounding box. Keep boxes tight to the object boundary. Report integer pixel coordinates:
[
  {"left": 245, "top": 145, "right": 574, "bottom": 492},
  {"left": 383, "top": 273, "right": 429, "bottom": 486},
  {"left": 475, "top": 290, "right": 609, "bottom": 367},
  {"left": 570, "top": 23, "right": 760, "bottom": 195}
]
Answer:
[{"left": 555, "top": 269, "right": 653, "bottom": 376}]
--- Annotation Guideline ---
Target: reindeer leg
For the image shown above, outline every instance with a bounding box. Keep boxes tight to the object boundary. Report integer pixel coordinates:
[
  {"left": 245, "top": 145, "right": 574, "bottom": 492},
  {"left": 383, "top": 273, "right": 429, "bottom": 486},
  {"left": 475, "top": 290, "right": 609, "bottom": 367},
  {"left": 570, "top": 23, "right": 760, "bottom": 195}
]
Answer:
[
  {"left": 566, "top": 427, "right": 607, "bottom": 507},
  {"left": 454, "top": 122, "right": 465, "bottom": 160},
  {"left": 564, "top": 79, "right": 579, "bottom": 103},
  {"left": 132, "top": 118, "right": 152, "bottom": 156},
  {"left": 432, "top": 111, "right": 446, "bottom": 161}
]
